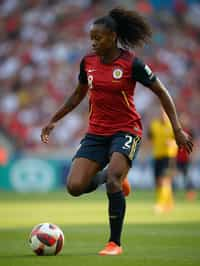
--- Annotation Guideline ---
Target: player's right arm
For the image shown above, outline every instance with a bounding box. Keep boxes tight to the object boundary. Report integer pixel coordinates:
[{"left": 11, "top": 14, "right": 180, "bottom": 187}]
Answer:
[{"left": 41, "top": 82, "right": 88, "bottom": 144}]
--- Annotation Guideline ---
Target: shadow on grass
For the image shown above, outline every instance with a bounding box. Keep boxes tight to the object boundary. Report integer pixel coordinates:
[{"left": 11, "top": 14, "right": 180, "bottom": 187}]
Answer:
[{"left": 0, "top": 252, "right": 97, "bottom": 258}]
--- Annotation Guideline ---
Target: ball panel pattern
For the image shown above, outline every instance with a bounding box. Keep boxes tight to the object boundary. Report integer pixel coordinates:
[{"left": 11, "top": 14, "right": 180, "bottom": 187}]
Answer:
[
  {"left": 55, "top": 234, "right": 64, "bottom": 255},
  {"left": 49, "top": 224, "right": 57, "bottom": 229},
  {"left": 31, "top": 224, "right": 43, "bottom": 236},
  {"left": 37, "top": 233, "right": 56, "bottom": 246},
  {"left": 34, "top": 245, "right": 44, "bottom": 256}
]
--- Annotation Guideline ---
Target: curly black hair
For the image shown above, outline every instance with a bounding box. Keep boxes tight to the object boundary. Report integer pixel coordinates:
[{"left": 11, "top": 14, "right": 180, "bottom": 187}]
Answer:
[{"left": 94, "top": 7, "right": 152, "bottom": 49}]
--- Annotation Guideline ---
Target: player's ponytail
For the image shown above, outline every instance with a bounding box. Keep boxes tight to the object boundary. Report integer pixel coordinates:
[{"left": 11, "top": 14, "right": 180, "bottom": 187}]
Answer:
[
  {"left": 109, "top": 8, "right": 152, "bottom": 48},
  {"left": 94, "top": 7, "right": 152, "bottom": 49}
]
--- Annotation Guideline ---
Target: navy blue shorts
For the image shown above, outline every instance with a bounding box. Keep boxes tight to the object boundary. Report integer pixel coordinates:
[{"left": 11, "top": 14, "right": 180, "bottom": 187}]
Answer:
[{"left": 73, "top": 132, "right": 141, "bottom": 169}]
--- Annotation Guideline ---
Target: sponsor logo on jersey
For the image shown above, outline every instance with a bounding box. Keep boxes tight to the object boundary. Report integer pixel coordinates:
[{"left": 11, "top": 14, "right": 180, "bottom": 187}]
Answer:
[
  {"left": 113, "top": 68, "right": 123, "bottom": 79},
  {"left": 134, "top": 126, "right": 140, "bottom": 131}
]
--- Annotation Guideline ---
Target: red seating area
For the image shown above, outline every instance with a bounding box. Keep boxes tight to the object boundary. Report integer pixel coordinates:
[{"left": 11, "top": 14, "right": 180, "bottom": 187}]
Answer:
[{"left": 0, "top": 0, "right": 199, "bottom": 156}]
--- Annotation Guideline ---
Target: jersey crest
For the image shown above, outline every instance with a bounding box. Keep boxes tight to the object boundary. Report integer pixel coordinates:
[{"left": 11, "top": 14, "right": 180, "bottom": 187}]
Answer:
[{"left": 113, "top": 68, "right": 123, "bottom": 79}]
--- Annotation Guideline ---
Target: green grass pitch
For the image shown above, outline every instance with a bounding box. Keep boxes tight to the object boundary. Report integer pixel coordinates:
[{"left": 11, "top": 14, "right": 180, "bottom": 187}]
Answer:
[{"left": 0, "top": 190, "right": 199, "bottom": 266}]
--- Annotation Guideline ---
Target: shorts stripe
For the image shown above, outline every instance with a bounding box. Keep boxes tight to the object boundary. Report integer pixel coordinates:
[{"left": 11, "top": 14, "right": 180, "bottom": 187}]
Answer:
[{"left": 129, "top": 136, "right": 141, "bottom": 160}]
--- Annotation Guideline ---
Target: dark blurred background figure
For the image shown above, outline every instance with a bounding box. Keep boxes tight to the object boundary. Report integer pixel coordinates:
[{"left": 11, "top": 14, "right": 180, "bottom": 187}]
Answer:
[{"left": 176, "top": 112, "right": 197, "bottom": 201}]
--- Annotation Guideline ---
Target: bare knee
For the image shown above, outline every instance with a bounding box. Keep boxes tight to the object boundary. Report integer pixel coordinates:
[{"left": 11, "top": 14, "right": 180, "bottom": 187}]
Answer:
[
  {"left": 66, "top": 177, "right": 85, "bottom": 197},
  {"left": 106, "top": 169, "right": 123, "bottom": 193}
]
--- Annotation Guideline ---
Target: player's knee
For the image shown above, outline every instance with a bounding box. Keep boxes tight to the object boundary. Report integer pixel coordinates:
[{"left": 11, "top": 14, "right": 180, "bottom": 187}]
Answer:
[
  {"left": 66, "top": 178, "right": 84, "bottom": 197},
  {"left": 106, "top": 170, "right": 122, "bottom": 192},
  {"left": 67, "top": 184, "right": 83, "bottom": 197}
]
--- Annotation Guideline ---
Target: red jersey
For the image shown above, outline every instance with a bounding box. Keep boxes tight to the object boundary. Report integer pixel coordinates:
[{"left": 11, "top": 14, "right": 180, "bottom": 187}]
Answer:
[
  {"left": 79, "top": 50, "right": 156, "bottom": 136},
  {"left": 177, "top": 148, "right": 190, "bottom": 163}
]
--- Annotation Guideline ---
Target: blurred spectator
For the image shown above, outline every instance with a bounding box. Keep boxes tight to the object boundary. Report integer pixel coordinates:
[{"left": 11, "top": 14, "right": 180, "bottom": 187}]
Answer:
[
  {"left": 148, "top": 108, "right": 178, "bottom": 213},
  {"left": 0, "top": 0, "right": 199, "bottom": 158},
  {"left": 176, "top": 112, "right": 197, "bottom": 200},
  {"left": 0, "top": 146, "right": 8, "bottom": 165}
]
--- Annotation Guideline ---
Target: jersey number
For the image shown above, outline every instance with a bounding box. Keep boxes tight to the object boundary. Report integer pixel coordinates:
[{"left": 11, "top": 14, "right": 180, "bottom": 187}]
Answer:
[{"left": 123, "top": 135, "right": 133, "bottom": 150}]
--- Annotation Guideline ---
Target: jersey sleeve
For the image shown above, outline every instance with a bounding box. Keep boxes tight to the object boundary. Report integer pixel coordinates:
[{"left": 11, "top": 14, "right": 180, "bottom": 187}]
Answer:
[
  {"left": 132, "top": 57, "right": 156, "bottom": 87},
  {"left": 78, "top": 58, "right": 88, "bottom": 84}
]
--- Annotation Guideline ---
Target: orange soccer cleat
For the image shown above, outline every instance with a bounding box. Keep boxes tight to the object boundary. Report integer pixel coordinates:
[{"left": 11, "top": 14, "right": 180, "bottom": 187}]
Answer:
[
  {"left": 186, "top": 190, "right": 197, "bottom": 201},
  {"left": 122, "top": 177, "right": 131, "bottom": 196},
  {"left": 98, "top": 241, "right": 123, "bottom": 256}
]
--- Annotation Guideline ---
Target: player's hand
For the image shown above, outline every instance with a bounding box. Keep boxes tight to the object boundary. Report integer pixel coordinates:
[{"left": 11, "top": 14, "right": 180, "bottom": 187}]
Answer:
[
  {"left": 174, "top": 129, "right": 193, "bottom": 153},
  {"left": 41, "top": 122, "right": 56, "bottom": 144}
]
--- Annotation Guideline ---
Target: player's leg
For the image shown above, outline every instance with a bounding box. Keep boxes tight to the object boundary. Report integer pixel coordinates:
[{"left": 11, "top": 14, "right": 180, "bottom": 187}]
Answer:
[
  {"left": 66, "top": 157, "right": 101, "bottom": 196},
  {"left": 67, "top": 133, "right": 109, "bottom": 196},
  {"left": 165, "top": 158, "right": 176, "bottom": 209},
  {"left": 154, "top": 158, "right": 174, "bottom": 213},
  {"left": 83, "top": 168, "right": 107, "bottom": 194},
  {"left": 180, "top": 162, "right": 197, "bottom": 201},
  {"left": 107, "top": 132, "right": 141, "bottom": 198},
  {"left": 85, "top": 167, "right": 131, "bottom": 196},
  {"left": 154, "top": 158, "right": 164, "bottom": 211},
  {"left": 71, "top": 132, "right": 133, "bottom": 196},
  {"left": 99, "top": 133, "right": 141, "bottom": 255},
  {"left": 99, "top": 152, "right": 129, "bottom": 256}
]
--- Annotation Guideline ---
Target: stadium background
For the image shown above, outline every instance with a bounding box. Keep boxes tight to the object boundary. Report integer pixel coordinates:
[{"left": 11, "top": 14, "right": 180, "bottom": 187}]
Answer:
[
  {"left": 0, "top": 1, "right": 200, "bottom": 266},
  {"left": 0, "top": 0, "right": 199, "bottom": 191}
]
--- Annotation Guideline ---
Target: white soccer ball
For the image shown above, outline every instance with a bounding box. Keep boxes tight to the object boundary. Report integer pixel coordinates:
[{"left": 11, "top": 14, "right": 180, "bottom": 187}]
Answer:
[{"left": 29, "top": 223, "right": 64, "bottom": 256}]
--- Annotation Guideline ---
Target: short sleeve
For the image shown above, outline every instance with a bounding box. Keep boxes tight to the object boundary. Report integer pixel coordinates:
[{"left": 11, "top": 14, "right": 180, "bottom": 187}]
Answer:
[
  {"left": 78, "top": 58, "right": 88, "bottom": 84},
  {"left": 132, "top": 57, "right": 156, "bottom": 87}
]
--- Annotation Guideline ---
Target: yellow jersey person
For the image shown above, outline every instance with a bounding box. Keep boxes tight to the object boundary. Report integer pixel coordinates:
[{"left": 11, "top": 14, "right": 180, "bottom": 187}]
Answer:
[{"left": 148, "top": 108, "right": 178, "bottom": 213}]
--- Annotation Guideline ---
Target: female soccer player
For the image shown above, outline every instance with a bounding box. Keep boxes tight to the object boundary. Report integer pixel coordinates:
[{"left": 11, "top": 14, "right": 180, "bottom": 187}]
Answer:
[{"left": 41, "top": 8, "right": 193, "bottom": 255}]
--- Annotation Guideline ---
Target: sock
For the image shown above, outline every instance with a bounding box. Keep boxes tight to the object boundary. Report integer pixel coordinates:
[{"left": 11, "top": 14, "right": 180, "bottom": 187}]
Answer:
[
  {"left": 107, "top": 191, "right": 126, "bottom": 246},
  {"left": 165, "top": 184, "right": 174, "bottom": 207},
  {"left": 157, "top": 181, "right": 174, "bottom": 208},
  {"left": 157, "top": 185, "right": 169, "bottom": 205},
  {"left": 156, "top": 187, "right": 162, "bottom": 204},
  {"left": 83, "top": 169, "right": 107, "bottom": 194}
]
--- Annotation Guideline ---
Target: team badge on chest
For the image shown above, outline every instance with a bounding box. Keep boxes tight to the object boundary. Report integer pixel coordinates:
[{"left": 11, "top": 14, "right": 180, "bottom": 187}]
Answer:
[{"left": 113, "top": 68, "right": 123, "bottom": 79}]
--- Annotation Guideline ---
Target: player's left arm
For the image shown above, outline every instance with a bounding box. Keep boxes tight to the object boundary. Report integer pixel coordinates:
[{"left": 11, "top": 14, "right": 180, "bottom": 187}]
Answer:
[{"left": 132, "top": 58, "right": 193, "bottom": 153}]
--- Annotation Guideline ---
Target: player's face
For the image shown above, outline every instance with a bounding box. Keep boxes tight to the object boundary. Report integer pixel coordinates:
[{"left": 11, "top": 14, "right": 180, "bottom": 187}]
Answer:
[{"left": 90, "top": 24, "right": 116, "bottom": 56}]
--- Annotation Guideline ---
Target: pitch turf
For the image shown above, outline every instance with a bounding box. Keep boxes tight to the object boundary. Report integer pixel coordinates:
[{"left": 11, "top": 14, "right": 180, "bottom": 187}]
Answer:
[{"left": 0, "top": 190, "right": 199, "bottom": 266}]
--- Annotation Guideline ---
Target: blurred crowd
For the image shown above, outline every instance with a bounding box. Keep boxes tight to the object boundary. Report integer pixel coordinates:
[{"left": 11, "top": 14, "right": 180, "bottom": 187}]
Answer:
[{"left": 0, "top": 0, "right": 199, "bottom": 157}]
